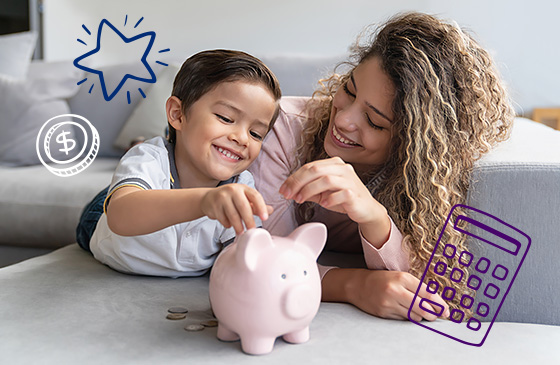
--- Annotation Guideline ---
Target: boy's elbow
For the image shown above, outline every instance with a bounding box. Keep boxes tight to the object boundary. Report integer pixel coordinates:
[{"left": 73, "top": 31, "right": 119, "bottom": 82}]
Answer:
[{"left": 106, "top": 206, "right": 132, "bottom": 236}]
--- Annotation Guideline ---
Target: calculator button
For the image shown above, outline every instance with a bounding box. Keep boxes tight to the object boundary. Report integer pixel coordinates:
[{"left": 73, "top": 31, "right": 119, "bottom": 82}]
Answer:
[
  {"left": 460, "top": 294, "right": 474, "bottom": 309},
  {"left": 419, "top": 298, "right": 444, "bottom": 317},
  {"left": 484, "top": 283, "right": 500, "bottom": 299},
  {"left": 459, "top": 251, "right": 473, "bottom": 267},
  {"left": 442, "top": 287, "right": 456, "bottom": 301},
  {"left": 475, "top": 257, "right": 491, "bottom": 273},
  {"left": 450, "top": 268, "right": 464, "bottom": 283},
  {"left": 434, "top": 261, "right": 447, "bottom": 276},
  {"left": 443, "top": 244, "right": 456, "bottom": 258},
  {"left": 492, "top": 265, "right": 509, "bottom": 281},
  {"left": 427, "top": 280, "right": 439, "bottom": 294},
  {"left": 477, "top": 302, "right": 490, "bottom": 317},
  {"left": 467, "top": 318, "right": 482, "bottom": 331},
  {"left": 467, "top": 275, "right": 482, "bottom": 290},
  {"left": 449, "top": 309, "right": 465, "bottom": 323}
]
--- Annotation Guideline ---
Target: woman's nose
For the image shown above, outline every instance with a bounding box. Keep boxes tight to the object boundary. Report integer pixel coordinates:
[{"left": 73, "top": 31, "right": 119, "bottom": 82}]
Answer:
[{"left": 334, "top": 105, "right": 359, "bottom": 132}]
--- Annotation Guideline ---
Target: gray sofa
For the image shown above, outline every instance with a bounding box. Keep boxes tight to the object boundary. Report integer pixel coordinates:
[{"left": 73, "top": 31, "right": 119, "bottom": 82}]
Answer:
[{"left": 1, "top": 57, "right": 560, "bottom": 363}]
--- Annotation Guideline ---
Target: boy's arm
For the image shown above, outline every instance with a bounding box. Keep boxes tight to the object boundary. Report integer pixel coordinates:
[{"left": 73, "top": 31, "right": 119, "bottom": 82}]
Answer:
[
  {"left": 106, "top": 186, "right": 211, "bottom": 236},
  {"left": 106, "top": 184, "right": 271, "bottom": 237}
]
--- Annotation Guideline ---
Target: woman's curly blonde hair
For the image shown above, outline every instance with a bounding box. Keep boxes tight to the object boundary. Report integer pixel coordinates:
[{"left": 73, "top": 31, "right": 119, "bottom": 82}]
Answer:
[{"left": 298, "top": 12, "right": 515, "bottom": 316}]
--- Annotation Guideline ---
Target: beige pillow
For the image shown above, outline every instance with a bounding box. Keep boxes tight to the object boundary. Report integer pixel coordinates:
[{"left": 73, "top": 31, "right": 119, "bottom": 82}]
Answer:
[{"left": 113, "top": 64, "right": 180, "bottom": 150}]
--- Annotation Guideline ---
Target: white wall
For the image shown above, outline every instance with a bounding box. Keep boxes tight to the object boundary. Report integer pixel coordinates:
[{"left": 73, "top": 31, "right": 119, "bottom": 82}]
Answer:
[{"left": 43, "top": 0, "right": 560, "bottom": 115}]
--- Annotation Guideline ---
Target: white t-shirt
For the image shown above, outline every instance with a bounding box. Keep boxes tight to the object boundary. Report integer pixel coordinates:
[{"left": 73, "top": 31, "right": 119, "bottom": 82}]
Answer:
[{"left": 90, "top": 136, "right": 258, "bottom": 277}]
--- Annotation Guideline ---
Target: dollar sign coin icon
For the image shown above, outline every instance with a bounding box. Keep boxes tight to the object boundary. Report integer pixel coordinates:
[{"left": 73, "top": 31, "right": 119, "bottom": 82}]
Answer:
[
  {"left": 36, "top": 114, "right": 100, "bottom": 177},
  {"left": 55, "top": 130, "right": 77, "bottom": 155}
]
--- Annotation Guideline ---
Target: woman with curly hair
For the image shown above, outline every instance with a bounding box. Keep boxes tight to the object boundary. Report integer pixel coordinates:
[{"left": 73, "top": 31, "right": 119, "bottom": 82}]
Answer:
[{"left": 249, "top": 12, "right": 514, "bottom": 321}]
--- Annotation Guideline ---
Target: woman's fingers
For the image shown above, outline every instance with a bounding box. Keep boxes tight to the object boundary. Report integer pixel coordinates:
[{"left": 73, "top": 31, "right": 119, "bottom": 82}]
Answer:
[
  {"left": 291, "top": 175, "right": 345, "bottom": 203},
  {"left": 279, "top": 157, "right": 349, "bottom": 199},
  {"left": 400, "top": 276, "right": 449, "bottom": 321}
]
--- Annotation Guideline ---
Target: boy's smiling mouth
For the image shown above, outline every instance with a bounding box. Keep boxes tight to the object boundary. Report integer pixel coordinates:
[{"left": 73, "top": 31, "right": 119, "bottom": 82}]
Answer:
[{"left": 213, "top": 145, "right": 243, "bottom": 161}]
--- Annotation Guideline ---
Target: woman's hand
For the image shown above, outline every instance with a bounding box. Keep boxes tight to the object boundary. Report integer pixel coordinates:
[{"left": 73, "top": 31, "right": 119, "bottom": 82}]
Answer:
[
  {"left": 201, "top": 184, "right": 273, "bottom": 235},
  {"left": 279, "top": 157, "right": 390, "bottom": 246},
  {"left": 279, "top": 157, "right": 384, "bottom": 224},
  {"left": 322, "top": 268, "right": 450, "bottom": 322}
]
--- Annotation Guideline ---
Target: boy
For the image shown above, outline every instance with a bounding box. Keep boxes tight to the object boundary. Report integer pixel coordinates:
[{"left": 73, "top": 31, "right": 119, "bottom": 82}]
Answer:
[{"left": 86, "top": 50, "right": 281, "bottom": 277}]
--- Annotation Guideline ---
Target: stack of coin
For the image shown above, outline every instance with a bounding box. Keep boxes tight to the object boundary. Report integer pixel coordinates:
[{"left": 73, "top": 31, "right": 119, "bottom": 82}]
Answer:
[{"left": 166, "top": 307, "right": 188, "bottom": 320}]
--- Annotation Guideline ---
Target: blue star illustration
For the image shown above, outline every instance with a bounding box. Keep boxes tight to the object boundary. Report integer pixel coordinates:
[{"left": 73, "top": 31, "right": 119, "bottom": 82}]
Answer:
[{"left": 74, "top": 18, "right": 157, "bottom": 102}]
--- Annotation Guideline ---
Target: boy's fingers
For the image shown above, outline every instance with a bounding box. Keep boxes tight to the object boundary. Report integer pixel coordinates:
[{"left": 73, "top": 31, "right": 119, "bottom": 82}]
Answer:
[
  {"left": 222, "top": 200, "right": 244, "bottom": 235},
  {"left": 244, "top": 188, "right": 269, "bottom": 221},
  {"left": 232, "top": 192, "right": 256, "bottom": 231}
]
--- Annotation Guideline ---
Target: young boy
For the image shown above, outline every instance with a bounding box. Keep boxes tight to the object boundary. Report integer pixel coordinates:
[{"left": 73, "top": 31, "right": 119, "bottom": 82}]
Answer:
[{"left": 86, "top": 50, "right": 282, "bottom": 277}]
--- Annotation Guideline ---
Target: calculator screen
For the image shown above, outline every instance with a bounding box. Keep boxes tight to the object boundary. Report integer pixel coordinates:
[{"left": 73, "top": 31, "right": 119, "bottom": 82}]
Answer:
[{"left": 454, "top": 215, "right": 520, "bottom": 256}]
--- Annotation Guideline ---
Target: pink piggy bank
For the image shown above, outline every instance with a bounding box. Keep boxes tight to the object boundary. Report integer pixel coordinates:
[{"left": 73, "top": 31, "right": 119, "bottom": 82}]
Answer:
[{"left": 208, "top": 223, "right": 327, "bottom": 355}]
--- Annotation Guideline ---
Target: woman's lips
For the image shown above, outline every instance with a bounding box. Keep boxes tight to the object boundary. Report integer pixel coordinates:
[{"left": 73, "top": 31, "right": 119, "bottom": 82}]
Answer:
[{"left": 331, "top": 125, "right": 360, "bottom": 148}]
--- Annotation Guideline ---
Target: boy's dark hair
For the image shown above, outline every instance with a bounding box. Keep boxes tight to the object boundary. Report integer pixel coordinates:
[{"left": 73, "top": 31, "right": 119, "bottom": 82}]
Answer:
[{"left": 168, "top": 49, "right": 282, "bottom": 144}]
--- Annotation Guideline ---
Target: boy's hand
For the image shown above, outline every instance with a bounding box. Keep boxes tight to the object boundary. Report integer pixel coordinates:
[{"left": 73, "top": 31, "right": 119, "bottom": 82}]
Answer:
[{"left": 201, "top": 184, "right": 273, "bottom": 235}]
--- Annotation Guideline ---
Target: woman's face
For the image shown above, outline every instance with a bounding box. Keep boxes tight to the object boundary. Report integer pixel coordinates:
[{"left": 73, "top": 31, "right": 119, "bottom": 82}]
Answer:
[{"left": 324, "top": 57, "right": 395, "bottom": 175}]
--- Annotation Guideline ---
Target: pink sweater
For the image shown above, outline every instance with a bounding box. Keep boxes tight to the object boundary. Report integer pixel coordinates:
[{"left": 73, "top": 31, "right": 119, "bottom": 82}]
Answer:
[{"left": 248, "top": 97, "right": 410, "bottom": 276}]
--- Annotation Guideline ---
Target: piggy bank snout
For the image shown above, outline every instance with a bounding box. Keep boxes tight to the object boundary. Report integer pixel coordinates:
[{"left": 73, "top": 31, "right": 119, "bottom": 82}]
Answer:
[{"left": 283, "top": 284, "right": 319, "bottom": 320}]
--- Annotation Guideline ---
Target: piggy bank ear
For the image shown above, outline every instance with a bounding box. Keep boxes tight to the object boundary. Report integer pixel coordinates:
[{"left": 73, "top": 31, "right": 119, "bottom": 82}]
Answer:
[
  {"left": 288, "top": 223, "right": 327, "bottom": 259},
  {"left": 235, "top": 228, "right": 274, "bottom": 272}
]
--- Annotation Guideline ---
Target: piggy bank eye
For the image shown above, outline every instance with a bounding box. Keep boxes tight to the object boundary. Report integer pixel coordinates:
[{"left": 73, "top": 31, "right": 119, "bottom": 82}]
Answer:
[
  {"left": 281, "top": 274, "right": 287, "bottom": 279},
  {"left": 303, "top": 270, "right": 307, "bottom": 276}
]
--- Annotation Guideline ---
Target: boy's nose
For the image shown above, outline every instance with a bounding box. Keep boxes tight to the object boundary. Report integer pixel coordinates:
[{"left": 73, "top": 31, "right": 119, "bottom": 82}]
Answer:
[{"left": 228, "top": 129, "right": 248, "bottom": 146}]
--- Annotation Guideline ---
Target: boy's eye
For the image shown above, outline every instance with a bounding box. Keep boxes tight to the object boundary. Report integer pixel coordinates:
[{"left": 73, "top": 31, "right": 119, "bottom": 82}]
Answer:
[
  {"left": 343, "top": 83, "right": 356, "bottom": 98},
  {"left": 250, "top": 131, "right": 263, "bottom": 141},
  {"left": 216, "top": 114, "right": 233, "bottom": 123}
]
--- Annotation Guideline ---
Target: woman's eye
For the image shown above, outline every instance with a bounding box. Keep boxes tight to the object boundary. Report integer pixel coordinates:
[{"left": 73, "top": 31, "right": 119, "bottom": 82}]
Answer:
[
  {"left": 365, "top": 114, "right": 383, "bottom": 130},
  {"left": 250, "top": 131, "right": 263, "bottom": 141},
  {"left": 343, "top": 83, "right": 356, "bottom": 98},
  {"left": 216, "top": 114, "right": 233, "bottom": 123}
]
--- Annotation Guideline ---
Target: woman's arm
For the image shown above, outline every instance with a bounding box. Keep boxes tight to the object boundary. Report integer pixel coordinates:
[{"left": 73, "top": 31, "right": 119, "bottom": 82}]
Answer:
[{"left": 321, "top": 268, "right": 450, "bottom": 321}]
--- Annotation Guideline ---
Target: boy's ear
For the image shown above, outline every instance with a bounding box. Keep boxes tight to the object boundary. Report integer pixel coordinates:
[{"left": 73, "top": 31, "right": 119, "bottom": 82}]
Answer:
[{"left": 166, "top": 96, "right": 184, "bottom": 131}]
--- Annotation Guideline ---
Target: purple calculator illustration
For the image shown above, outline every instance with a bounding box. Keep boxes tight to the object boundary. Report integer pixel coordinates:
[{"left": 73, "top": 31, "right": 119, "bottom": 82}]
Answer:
[{"left": 408, "top": 204, "right": 531, "bottom": 346}]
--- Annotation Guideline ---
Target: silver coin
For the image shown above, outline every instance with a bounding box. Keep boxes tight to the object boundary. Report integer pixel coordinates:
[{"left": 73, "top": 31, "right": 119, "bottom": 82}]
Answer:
[
  {"left": 168, "top": 307, "right": 189, "bottom": 314},
  {"left": 35, "top": 114, "right": 100, "bottom": 177},
  {"left": 166, "top": 313, "right": 187, "bottom": 320},
  {"left": 184, "top": 324, "right": 205, "bottom": 332},
  {"left": 201, "top": 320, "right": 218, "bottom": 327}
]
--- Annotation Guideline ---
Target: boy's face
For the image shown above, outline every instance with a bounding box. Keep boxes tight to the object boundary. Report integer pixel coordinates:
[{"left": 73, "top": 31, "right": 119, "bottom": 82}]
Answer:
[{"left": 171, "top": 81, "right": 277, "bottom": 187}]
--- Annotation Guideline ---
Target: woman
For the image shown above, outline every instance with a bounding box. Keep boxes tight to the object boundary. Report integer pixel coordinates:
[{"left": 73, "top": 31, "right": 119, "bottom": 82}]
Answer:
[{"left": 248, "top": 12, "right": 514, "bottom": 321}]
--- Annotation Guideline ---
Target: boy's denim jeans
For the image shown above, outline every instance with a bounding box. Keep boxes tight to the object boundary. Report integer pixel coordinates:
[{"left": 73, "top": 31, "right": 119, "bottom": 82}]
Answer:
[{"left": 76, "top": 186, "right": 108, "bottom": 253}]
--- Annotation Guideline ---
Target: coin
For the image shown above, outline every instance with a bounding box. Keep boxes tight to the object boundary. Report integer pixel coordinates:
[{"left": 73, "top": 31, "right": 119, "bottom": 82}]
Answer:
[
  {"left": 184, "top": 324, "right": 205, "bottom": 332},
  {"left": 168, "top": 307, "right": 189, "bottom": 314},
  {"left": 36, "top": 114, "right": 100, "bottom": 177},
  {"left": 166, "top": 313, "right": 187, "bottom": 320},
  {"left": 201, "top": 320, "right": 218, "bottom": 327}
]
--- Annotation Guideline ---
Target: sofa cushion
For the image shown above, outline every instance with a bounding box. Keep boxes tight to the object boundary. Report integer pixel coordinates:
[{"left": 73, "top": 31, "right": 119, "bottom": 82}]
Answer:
[
  {"left": 0, "top": 61, "right": 82, "bottom": 166},
  {"left": 0, "top": 158, "right": 118, "bottom": 248},
  {"left": 113, "top": 64, "right": 180, "bottom": 150},
  {"left": 0, "top": 31, "right": 37, "bottom": 80},
  {"left": 68, "top": 62, "right": 170, "bottom": 158},
  {"left": 469, "top": 118, "right": 560, "bottom": 325}
]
